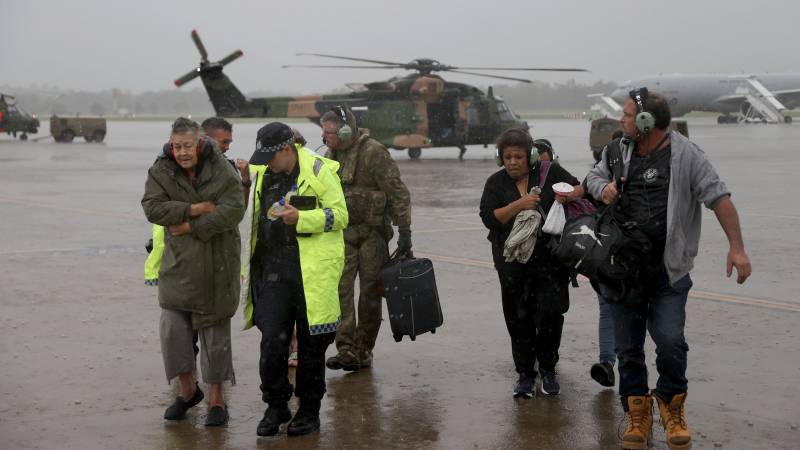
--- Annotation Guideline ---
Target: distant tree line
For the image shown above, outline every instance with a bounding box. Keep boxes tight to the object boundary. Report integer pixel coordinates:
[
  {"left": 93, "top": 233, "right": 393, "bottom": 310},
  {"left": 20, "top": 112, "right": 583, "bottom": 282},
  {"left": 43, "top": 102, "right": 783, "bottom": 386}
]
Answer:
[
  {"left": 0, "top": 85, "right": 215, "bottom": 117},
  {"left": 493, "top": 79, "right": 618, "bottom": 113},
  {"left": 2, "top": 80, "right": 617, "bottom": 117}
]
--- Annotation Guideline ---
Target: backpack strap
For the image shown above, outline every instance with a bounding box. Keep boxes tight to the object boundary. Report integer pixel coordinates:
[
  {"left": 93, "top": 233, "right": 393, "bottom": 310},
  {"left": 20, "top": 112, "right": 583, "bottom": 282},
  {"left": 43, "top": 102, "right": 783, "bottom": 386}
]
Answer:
[{"left": 605, "top": 138, "right": 624, "bottom": 189}]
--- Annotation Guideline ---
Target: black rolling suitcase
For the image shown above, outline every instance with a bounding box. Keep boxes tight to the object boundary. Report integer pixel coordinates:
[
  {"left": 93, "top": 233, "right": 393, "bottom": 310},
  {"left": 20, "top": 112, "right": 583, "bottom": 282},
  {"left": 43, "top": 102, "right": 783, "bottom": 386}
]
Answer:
[{"left": 380, "top": 254, "right": 443, "bottom": 342}]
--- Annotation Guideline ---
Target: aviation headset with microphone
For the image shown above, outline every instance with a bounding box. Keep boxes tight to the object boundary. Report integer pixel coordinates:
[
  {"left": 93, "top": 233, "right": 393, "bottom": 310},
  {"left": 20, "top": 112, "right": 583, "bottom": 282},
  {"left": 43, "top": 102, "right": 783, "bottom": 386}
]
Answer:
[
  {"left": 629, "top": 87, "right": 655, "bottom": 134},
  {"left": 332, "top": 106, "right": 353, "bottom": 141},
  {"left": 495, "top": 129, "right": 536, "bottom": 167}
]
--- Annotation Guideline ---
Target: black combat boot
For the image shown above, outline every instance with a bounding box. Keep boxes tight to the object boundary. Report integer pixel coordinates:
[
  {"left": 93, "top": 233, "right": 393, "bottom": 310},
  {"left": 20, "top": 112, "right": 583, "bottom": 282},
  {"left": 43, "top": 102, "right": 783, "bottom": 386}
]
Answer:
[
  {"left": 287, "top": 399, "right": 321, "bottom": 436},
  {"left": 256, "top": 403, "right": 292, "bottom": 436}
]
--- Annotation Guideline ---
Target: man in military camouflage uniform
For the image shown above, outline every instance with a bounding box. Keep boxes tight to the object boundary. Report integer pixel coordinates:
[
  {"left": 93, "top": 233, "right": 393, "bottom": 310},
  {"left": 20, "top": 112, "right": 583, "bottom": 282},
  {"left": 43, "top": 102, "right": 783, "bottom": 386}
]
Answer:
[{"left": 321, "top": 106, "right": 412, "bottom": 371}]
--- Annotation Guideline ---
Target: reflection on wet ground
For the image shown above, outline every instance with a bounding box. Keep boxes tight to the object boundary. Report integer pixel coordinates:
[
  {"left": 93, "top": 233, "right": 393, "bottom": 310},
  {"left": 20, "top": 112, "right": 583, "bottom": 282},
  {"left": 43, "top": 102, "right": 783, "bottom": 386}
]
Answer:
[{"left": 1, "top": 118, "right": 799, "bottom": 449}]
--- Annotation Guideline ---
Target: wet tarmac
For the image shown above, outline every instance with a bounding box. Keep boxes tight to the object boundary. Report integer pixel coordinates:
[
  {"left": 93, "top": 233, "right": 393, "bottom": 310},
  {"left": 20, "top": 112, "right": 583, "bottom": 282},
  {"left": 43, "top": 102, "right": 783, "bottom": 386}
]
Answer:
[{"left": 1, "top": 118, "right": 798, "bottom": 449}]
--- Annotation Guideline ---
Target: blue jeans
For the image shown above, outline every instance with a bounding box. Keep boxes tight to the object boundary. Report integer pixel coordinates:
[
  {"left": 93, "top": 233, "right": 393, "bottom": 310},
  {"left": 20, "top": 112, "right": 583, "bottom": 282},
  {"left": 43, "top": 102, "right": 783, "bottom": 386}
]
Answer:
[
  {"left": 597, "top": 292, "right": 616, "bottom": 364},
  {"left": 608, "top": 271, "right": 692, "bottom": 406}
]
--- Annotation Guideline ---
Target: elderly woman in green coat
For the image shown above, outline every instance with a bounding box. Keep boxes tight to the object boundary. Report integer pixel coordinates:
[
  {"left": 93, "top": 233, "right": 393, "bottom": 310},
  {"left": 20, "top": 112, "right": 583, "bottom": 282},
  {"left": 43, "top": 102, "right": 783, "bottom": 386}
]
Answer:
[{"left": 141, "top": 117, "right": 245, "bottom": 426}]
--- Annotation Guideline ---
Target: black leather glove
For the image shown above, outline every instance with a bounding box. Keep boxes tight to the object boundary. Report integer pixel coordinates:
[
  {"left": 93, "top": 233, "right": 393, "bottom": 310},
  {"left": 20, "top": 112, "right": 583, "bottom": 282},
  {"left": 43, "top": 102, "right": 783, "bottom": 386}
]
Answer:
[{"left": 397, "top": 227, "right": 412, "bottom": 257}]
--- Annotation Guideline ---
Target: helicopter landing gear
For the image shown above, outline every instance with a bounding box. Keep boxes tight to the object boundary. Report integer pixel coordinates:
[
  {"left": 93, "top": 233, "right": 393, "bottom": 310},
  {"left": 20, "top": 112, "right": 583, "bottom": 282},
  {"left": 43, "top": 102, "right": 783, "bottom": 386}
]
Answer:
[
  {"left": 457, "top": 145, "right": 467, "bottom": 161},
  {"left": 20, "top": 133, "right": 28, "bottom": 141},
  {"left": 408, "top": 148, "right": 421, "bottom": 159}
]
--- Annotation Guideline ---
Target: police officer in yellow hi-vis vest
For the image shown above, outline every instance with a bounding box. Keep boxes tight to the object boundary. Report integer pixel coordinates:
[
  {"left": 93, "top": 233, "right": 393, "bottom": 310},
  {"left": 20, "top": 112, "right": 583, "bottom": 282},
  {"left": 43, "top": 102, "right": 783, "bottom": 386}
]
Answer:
[{"left": 240, "top": 122, "right": 348, "bottom": 437}]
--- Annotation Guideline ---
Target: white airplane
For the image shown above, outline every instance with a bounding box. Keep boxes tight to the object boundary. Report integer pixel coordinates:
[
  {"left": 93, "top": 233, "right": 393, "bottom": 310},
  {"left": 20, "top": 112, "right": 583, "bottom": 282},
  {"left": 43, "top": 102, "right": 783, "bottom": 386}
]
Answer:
[{"left": 590, "top": 73, "right": 800, "bottom": 124}]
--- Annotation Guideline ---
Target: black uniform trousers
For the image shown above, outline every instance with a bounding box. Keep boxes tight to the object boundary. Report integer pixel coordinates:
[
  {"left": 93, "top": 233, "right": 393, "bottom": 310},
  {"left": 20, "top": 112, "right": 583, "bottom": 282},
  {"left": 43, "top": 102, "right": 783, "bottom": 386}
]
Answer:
[
  {"left": 494, "top": 250, "right": 570, "bottom": 376},
  {"left": 252, "top": 251, "right": 335, "bottom": 405}
]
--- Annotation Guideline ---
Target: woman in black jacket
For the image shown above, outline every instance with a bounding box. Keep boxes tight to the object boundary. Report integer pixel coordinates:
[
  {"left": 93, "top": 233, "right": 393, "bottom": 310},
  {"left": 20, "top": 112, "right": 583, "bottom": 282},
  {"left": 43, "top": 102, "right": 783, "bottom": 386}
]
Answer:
[{"left": 479, "top": 128, "right": 584, "bottom": 398}]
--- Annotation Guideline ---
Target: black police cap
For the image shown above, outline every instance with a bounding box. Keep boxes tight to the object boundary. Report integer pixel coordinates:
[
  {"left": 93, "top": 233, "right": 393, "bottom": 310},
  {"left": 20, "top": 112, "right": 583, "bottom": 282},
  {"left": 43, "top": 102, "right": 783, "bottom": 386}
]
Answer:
[{"left": 250, "top": 122, "right": 295, "bottom": 165}]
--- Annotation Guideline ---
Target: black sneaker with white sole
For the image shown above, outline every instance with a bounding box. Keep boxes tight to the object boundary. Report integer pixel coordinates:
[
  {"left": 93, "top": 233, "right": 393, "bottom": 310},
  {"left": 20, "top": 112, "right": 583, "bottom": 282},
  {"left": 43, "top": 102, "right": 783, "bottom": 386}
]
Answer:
[
  {"left": 513, "top": 374, "right": 535, "bottom": 398},
  {"left": 539, "top": 369, "right": 560, "bottom": 395}
]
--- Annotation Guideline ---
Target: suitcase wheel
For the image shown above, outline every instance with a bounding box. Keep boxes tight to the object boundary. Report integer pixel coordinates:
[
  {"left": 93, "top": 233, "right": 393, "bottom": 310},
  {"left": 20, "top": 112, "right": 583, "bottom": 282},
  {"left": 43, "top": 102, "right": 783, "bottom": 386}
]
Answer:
[
  {"left": 393, "top": 334, "right": 403, "bottom": 342},
  {"left": 410, "top": 335, "right": 416, "bottom": 341}
]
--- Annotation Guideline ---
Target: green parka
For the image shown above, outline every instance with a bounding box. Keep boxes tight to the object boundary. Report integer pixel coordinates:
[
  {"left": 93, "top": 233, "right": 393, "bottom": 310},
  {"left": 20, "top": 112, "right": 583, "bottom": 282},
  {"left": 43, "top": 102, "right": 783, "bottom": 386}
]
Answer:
[{"left": 141, "top": 140, "right": 245, "bottom": 330}]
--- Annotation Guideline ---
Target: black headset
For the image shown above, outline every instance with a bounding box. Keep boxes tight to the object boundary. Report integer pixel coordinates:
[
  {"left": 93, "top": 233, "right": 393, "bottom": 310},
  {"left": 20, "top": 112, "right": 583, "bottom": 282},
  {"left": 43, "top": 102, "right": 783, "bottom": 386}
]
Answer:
[
  {"left": 629, "top": 87, "right": 655, "bottom": 134},
  {"left": 533, "top": 138, "right": 556, "bottom": 162},
  {"left": 331, "top": 106, "right": 353, "bottom": 141}
]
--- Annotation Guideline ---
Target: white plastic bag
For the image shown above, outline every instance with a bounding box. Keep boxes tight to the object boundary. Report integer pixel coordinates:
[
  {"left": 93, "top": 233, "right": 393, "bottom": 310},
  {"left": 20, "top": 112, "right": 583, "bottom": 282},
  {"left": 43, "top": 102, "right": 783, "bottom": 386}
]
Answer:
[{"left": 542, "top": 200, "right": 566, "bottom": 235}]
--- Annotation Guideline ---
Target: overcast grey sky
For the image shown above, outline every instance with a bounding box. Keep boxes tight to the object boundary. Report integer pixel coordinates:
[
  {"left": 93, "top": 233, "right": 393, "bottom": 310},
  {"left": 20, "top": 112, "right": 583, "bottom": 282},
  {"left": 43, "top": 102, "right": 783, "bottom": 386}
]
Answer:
[{"left": 2, "top": 0, "right": 797, "bottom": 94}]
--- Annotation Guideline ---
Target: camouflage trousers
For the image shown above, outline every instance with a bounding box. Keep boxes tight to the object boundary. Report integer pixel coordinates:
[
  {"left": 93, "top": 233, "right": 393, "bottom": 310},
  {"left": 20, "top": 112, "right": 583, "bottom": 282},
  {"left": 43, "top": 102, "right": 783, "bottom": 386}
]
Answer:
[{"left": 335, "top": 225, "right": 389, "bottom": 358}]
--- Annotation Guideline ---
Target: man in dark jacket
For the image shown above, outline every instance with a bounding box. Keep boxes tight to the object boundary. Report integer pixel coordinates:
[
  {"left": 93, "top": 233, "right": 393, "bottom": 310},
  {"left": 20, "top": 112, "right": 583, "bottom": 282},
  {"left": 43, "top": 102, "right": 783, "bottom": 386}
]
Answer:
[{"left": 141, "top": 117, "right": 245, "bottom": 426}]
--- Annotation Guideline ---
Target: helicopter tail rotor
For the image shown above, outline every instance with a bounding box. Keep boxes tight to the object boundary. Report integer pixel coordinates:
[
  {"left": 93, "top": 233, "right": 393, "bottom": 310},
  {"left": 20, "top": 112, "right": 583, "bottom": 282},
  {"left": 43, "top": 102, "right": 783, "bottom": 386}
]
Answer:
[
  {"left": 191, "top": 29, "right": 209, "bottom": 63},
  {"left": 174, "top": 68, "right": 201, "bottom": 87},
  {"left": 218, "top": 50, "right": 244, "bottom": 67},
  {"left": 174, "top": 30, "right": 243, "bottom": 88}
]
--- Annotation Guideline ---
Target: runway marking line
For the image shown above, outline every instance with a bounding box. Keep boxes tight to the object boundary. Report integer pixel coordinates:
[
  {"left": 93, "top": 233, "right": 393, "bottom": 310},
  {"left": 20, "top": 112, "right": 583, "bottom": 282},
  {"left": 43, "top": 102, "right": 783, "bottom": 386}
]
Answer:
[{"left": 415, "top": 251, "right": 800, "bottom": 313}]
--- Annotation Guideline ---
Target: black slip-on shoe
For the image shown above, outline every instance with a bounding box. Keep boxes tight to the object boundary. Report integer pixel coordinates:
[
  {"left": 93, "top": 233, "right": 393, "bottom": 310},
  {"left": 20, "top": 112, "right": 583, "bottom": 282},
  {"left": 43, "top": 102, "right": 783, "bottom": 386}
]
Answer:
[
  {"left": 164, "top": 383, "right": 204, "bottom": 420},
  {"left": 205, "top": 404, "right": 229, "bottom": 427},
  {"left": 591, "top": 361, "right": 616, "bottom": 387}
]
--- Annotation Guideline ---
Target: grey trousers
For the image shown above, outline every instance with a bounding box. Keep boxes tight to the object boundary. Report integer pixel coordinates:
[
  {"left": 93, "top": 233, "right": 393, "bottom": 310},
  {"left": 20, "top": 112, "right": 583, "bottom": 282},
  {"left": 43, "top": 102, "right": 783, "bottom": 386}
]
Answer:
[{"left": 159, "top": 309, "right": 235, "bottom": 384}]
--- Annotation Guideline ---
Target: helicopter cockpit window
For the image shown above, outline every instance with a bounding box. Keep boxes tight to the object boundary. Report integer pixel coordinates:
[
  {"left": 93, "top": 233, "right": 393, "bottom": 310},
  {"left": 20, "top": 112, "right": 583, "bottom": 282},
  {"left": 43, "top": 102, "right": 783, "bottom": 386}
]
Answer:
[{"left": 496, "top": 101, "right": 515, "bottom": 121}]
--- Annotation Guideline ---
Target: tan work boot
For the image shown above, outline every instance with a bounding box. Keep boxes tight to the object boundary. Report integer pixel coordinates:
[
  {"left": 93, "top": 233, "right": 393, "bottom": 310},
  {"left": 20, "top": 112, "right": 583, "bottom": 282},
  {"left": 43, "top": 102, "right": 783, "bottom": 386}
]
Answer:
[
  {"left": 622, "top": 395, "right": 653, "bottom": 449},
  {"left": 655, "top": 392, "right": 691, "bottom": 450}
]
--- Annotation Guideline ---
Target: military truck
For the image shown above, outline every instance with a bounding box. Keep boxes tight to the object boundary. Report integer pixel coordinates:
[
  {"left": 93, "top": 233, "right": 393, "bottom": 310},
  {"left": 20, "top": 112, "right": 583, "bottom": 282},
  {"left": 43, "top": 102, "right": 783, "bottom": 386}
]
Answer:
[
  {"left": 50, "top": 115, "right": 107, "bottom": 143},
  {"left": 589, "top": 117, "right": 688, "bottom": 162},
  {"left": 1, "top": 94, "right": 40, "bottom": 140}
]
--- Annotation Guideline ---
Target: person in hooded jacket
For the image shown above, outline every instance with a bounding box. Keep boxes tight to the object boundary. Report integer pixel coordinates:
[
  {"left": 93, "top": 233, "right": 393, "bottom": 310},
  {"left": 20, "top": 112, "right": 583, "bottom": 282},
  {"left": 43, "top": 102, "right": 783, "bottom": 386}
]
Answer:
[{"left": 141, "top": 117, "right": 245, "bottom": 427}]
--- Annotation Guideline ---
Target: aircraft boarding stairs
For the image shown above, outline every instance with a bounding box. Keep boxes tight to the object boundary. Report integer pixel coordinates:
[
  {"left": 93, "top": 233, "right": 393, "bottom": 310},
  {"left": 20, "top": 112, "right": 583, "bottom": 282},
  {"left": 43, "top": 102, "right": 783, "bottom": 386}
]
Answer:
[
  {"left": 734, "top": 77, "right": 787, "bottom": 123},
  {"left": 588, "top": 93, "right": 622, "bottom": 119}
]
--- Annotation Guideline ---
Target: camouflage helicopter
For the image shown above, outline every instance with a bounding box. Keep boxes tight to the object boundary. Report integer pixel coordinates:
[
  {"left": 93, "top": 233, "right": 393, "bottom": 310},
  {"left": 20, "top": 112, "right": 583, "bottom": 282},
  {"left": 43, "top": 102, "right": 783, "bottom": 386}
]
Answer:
[
  {"left": 0, "top": 93, "right": 40, "bottom": 141},
  {"left": 175, "top": 30, "right": 587, "bottom": 159}
]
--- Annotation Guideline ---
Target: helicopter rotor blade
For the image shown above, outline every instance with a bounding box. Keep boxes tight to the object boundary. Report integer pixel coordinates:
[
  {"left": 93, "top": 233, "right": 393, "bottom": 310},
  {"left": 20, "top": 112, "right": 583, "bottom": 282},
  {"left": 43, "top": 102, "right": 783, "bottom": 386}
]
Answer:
[
  {"left": 452, "top": 66, "right": 588, "bottom": 72},
  {"left": 190, "top": 29, "right": 209, "bottom": 62},
  {"left": 446, "top": 70, "right": 533, "bottom": 83},
  {"left": 218, "top": 50, "right": 244, "bottom": 67},
  {"left": 174, "top": 68, "right": 201, "bottom": 87},
  {"left": 282, "top": 64, "right": 401, "bottom": 69},
  {"left": 296, "top": 53, "right": 405, "bottom": 67}
]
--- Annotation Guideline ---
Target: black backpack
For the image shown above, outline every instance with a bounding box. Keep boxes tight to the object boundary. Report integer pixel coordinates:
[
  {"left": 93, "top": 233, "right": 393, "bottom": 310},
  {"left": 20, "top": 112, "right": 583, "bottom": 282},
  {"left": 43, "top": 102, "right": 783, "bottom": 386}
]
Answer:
[{"left": 550, "top": 140, "right": 652, "bottom": 303}]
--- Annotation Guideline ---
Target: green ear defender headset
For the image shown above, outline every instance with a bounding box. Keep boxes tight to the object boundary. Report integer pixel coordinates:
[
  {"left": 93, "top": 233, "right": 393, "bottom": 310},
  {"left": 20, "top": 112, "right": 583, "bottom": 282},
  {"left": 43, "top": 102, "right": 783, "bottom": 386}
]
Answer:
[
  {"left": 332, "top": 106, "right": 353, "bottom": 141},
  {"left": 629, "top": 87, "right": 655, "bottom": 134}
]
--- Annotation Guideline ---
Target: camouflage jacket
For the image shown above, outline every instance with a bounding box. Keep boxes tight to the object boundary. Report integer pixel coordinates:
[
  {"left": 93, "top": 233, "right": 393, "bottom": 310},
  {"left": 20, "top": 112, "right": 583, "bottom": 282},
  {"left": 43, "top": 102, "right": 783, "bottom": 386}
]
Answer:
[{"left": 327, "top": 129, "right": 411, "bottom": 229}]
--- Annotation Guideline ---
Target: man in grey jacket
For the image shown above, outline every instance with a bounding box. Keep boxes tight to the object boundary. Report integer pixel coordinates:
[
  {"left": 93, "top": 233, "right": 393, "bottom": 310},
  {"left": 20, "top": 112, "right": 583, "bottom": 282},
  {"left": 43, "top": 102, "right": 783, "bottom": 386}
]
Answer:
[{"left": 585, "top": 90, "right": 751, "bottom": 450}]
